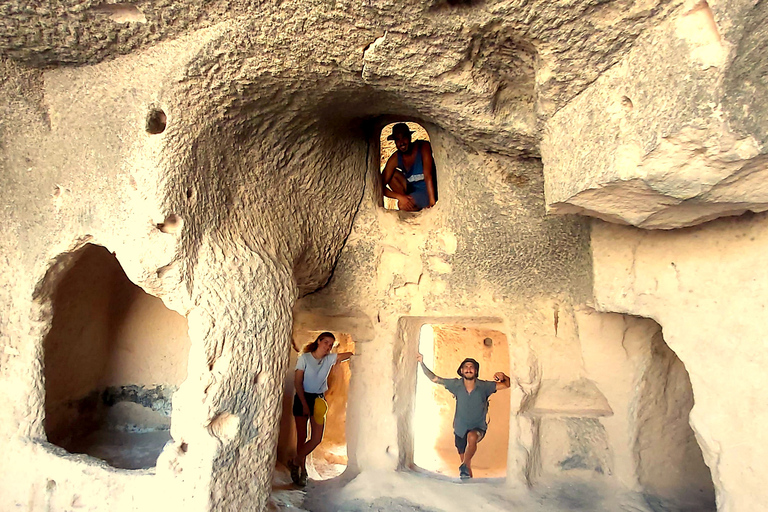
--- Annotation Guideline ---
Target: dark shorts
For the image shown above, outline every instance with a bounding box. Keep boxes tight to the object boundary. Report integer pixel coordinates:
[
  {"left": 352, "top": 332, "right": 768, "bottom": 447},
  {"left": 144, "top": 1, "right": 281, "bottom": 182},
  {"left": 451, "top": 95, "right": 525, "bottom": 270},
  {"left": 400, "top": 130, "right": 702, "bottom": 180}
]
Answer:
[
  {"left": 407, "top": 185, "right": 430, "bottom": 209},
  {"left": 292, "top": 392, "right": 324, "bottom": 417},
  {"left": 454, "top": 429, "right": 486, "bottom": 454}
]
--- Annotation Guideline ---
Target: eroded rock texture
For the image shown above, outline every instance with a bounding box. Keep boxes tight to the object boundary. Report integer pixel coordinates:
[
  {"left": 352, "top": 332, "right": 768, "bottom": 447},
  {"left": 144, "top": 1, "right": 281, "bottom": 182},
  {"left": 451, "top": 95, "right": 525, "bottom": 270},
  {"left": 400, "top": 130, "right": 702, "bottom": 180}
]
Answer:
[
  {"left": 543, "top": 0, "right": 768, "bottom": 229},
  {"left": 593, "top": 215, "right": 768, "bottom": 511},
  {"left": 635, "top": 330, "right": 716, "bottom": 512},
  {"left": 0, "top": 0, "right": 766, "bottom": 510}
]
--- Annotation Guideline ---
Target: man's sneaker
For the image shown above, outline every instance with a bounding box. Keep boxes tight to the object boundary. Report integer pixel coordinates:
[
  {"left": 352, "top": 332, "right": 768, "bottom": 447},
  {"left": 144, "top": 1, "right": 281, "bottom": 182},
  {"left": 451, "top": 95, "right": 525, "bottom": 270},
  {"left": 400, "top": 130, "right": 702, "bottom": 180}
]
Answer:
[
  {"left": 459, "top": 463, "right": 471, "bottom": 480},
  {"left": 288, "top": 460, "right": 302, "bottom": 485}
]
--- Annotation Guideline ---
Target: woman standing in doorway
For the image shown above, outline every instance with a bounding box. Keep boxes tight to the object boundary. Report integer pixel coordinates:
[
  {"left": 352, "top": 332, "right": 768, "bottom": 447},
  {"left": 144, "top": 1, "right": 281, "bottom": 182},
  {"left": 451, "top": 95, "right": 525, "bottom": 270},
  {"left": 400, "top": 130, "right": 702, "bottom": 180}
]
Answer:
[{"left": 289, "top": 332, "right": 352, "bottom": 486}]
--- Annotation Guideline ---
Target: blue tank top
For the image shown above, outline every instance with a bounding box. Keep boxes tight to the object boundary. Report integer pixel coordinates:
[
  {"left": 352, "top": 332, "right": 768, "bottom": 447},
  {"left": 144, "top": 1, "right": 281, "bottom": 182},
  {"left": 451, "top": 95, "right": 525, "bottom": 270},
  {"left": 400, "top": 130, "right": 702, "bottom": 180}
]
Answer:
[
  {"left": 397, "top": 141, "right": 426, "bottom": 185},
  {"left": 396, "top": 141, "right": 431, "bottom": 209}
]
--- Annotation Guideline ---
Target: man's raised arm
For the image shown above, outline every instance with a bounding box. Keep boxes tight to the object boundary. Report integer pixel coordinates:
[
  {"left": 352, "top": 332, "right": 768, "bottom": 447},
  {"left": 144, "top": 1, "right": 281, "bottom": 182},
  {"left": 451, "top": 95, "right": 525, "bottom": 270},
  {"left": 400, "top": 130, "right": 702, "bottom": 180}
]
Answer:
[
  {"left": 493, "top": 372, "right": 516, "bottom": 391},
  {"left": 416, "top": 353, "right": 444, "bottom": 384}
]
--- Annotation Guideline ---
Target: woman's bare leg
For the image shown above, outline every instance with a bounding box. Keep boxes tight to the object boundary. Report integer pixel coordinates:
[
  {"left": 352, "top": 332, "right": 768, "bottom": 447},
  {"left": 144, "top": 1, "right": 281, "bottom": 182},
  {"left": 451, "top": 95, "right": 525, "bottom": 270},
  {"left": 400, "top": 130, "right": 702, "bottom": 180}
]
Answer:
[
  {"left": 293, "top": 415, "right": 309, "bottom": 466},
  {"left": 296, "top": 416, "right": 326, "bottom": 471}
]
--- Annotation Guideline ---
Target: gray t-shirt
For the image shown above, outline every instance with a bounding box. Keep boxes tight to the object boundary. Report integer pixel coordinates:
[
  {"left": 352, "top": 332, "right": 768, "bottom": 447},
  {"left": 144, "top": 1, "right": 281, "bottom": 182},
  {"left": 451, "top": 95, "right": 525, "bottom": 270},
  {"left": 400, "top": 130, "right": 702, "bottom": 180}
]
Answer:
[
  {"left": 296, "top": 352, "right": 337, "bottom": 393},
  {"left": 441, "top": 378, "right": 497, "bottom": 437}
]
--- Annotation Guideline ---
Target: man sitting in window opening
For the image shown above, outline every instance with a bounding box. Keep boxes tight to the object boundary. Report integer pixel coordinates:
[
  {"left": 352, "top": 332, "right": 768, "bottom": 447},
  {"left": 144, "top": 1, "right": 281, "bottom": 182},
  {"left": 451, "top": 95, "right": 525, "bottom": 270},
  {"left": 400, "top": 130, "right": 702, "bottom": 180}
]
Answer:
[
  {"left": 417, "top": 353, "right": 515, "bottom": 479},
  {"left": 381, "top": 123, "right": 437, "bottom": 211},
  {"left": 289, "top": 332, "right": 353, "bottom": 486}
]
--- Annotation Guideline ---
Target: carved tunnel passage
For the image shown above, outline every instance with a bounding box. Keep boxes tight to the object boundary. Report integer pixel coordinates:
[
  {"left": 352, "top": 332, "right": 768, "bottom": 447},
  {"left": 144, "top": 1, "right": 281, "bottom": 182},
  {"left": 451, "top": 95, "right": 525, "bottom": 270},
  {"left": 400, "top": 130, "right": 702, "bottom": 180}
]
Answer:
[{"left": 1, "top": 0, "right": 764, "bottom": 508}]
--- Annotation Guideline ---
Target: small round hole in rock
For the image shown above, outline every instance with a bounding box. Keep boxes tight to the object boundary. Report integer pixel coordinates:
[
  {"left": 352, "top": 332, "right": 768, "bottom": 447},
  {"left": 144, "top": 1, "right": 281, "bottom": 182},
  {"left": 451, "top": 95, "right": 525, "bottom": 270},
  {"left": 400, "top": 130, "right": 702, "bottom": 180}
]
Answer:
[
  {"left": 621, "top": 96, "right": 634, "bottom": 111},
  {"left": 157, "top": 214, "right": 183, "bottom": 234},
  {"left": 146, "top": 109, "right": 167, "bottom": 134}
]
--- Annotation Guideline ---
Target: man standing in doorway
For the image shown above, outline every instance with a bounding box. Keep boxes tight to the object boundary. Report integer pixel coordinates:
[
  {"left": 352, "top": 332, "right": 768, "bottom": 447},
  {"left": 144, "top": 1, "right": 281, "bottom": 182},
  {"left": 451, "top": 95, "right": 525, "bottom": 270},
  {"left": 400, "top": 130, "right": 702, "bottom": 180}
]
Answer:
[
  {"left": 381, "top": 123, "right": 437, "bottom": 211},
  {"left": 416, "top": 353, "right": 514, "bottom": 479}
]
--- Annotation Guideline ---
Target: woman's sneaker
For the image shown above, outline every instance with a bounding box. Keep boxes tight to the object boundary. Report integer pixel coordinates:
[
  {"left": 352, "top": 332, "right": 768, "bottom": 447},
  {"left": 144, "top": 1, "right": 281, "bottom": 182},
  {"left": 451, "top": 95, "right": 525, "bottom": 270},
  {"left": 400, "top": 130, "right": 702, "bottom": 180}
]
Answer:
[
  {"left": 288, "top": 460, "right": 302, "bottom": 485},
  {"left": 298, "top": 469, "right": 308, "bottom": 487},
  {"left": 459, "top": 464, "right": 471, "bottom": 480}
]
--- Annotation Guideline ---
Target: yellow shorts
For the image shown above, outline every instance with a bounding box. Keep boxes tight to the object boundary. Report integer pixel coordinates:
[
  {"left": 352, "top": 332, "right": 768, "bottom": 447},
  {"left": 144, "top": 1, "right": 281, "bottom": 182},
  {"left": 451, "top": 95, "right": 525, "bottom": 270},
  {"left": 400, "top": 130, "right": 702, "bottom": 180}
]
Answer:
[
  {"left": 313, "top": 396, "right": 328, "bottom": 425},
  {"left": 293, "top": 393, "right": 328, "bottom": 425}
]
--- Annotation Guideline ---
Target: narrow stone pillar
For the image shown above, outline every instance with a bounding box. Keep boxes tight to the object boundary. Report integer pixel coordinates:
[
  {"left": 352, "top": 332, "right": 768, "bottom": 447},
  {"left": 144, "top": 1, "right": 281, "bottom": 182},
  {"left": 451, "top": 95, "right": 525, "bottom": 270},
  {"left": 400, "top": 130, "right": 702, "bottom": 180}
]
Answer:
[{"left": 162, "top": 242, "right": 296, "bottom": 511}]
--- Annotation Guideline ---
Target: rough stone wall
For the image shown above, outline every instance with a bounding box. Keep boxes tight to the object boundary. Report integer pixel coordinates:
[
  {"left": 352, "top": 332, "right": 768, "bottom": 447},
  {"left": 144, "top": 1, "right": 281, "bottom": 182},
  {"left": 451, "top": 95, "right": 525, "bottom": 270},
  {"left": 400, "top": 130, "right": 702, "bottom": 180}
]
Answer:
[
  {"left": 592, "top": 214, "right": 768, "bottom": 511},
  {"left": 576, "top": 310, "right": 660, "bottom": 489},
  {"left": 1, "top": 0, "right": 766, "bottom": 510},
  {"left": 543, "top": 0, "right": 768, "bottom": 229},
  {"left": 635, "top": 330, "right": 716, "bottom": 511},
  {"left": 0, "top": 20, "right": 366, "bottom": 512},
  {"left": 0, "top": 0, "right": 222, "bottom": 65}
]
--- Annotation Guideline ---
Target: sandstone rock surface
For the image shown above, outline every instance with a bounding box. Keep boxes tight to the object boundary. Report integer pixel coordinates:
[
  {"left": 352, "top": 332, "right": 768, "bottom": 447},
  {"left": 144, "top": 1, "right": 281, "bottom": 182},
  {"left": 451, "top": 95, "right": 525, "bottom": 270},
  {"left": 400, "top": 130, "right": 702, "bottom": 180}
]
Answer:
[
  {"left": 592, "top": 215, "right": 768, "bottom": 511},
  {"left": 543, "top": 0, "right": 768, "bottom": 229},
  {"left": 1, "top": 0, "right": 765, "bottom": 510}
]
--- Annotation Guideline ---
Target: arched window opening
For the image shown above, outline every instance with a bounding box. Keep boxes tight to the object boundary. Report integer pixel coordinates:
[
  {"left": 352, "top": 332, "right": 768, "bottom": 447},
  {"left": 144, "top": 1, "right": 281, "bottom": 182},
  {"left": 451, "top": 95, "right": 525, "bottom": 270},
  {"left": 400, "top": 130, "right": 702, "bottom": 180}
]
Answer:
[
  {"left": 42, "top": 244, "right": 190, "bottom": 470},
  {"left": 414, "top": 323, "right": 509, "bottom": 478},
  {"left": 379, "top": 122, "right": 437, "bottom": 211}
]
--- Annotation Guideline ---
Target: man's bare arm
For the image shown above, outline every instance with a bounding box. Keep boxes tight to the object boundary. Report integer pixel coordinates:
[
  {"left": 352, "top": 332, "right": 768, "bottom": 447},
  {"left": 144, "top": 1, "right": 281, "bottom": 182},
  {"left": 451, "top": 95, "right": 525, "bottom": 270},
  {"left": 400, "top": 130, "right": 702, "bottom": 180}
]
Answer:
[
  {"left": 416, "top": 353, "right": 444, "bottom": 384},
  {"left": 420, "top": 141, "right": 437, "bottom": 207},
  {"left": 493, "top": 372, "right": 515, "bottom": 391},
  {"left": 381, "top": 155, "right": 406, "bottom": 201}
]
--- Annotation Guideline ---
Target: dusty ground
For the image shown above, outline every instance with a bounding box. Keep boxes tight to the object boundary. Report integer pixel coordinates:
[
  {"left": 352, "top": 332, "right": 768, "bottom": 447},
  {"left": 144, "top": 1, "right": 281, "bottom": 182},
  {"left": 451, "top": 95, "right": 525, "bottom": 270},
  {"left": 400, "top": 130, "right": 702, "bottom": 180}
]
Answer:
[{"left": 272, "top": 467, "right": 655, "bottom": 512}]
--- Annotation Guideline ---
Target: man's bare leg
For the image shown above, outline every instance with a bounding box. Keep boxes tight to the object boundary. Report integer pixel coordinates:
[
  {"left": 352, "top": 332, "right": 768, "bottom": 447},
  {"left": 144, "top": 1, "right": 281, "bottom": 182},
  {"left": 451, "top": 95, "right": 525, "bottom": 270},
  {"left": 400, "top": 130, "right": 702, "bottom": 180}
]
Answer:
[
  {"left": 463, "top": 430, "right": 480, "bottom": 477},
  {"left": 388, "top": 170, "right": 408, "bottom": 195}
]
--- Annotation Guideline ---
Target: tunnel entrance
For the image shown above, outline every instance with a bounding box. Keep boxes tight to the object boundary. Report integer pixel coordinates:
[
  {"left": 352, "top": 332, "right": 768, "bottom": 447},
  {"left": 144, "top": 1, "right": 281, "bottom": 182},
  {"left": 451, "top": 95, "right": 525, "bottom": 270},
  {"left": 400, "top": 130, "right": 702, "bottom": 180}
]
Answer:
[
  {"left": 414, "top": 323, "right": 510, "bottom": 478},
  {"left": 305, "top": 330, "right": 354, "bottom": 480},
  {"left": 39, "top": 243, "right": 190, "bottom": 470},
  {"left": 635, "top": 329, "right": 716, "bottom": 512},
  {"left": 379, "top": 121, "right": 436, "bottom": 211},
  {"left": 279, "top": 327, "right": 355, "bottom": 481}
]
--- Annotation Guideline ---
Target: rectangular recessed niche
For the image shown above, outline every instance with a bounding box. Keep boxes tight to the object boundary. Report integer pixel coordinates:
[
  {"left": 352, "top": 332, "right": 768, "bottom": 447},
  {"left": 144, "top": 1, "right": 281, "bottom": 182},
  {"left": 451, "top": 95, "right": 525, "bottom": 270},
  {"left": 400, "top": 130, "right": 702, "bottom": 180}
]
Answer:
[
  {"left": 414, "top": 323, "right": 510, "bottom": 477},
  {"left": 38, "top": 244, "right": 190, "bottom": 470}
]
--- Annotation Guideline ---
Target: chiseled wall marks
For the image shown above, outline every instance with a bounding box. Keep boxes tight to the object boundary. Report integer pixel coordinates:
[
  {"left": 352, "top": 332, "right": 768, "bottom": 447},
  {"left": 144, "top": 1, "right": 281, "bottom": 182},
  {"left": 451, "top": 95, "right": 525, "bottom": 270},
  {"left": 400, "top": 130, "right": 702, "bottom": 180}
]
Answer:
[{"left": 635, "top": 330, "right": 716, "bottom": 511}]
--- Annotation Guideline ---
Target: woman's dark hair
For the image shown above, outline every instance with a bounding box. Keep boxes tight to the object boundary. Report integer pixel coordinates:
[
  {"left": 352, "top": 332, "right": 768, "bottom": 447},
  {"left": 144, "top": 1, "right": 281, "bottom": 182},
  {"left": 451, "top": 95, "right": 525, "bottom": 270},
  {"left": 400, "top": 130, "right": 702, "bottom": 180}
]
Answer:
[{"left": 302, "top": 332, "right": 336, "bottom": 353}]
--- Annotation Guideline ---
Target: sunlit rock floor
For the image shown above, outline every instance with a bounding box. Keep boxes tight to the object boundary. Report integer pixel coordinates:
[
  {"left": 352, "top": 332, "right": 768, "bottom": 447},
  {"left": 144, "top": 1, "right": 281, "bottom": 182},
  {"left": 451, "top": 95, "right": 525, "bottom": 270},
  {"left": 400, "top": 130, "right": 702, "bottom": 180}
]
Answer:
[{"left": 271, "top": 466, "right": 656, "bottom": 512}]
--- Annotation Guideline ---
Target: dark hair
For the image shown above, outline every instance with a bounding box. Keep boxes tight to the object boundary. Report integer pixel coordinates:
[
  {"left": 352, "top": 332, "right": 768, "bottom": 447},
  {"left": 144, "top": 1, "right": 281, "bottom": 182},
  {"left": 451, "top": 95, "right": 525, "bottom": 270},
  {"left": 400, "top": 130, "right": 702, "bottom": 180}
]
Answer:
[
  {"left": 302, "top": 332, "right": 335, "bottom": 353},
  {"left": 456, "top": 358, "right": 480, "bottom": 377}
]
